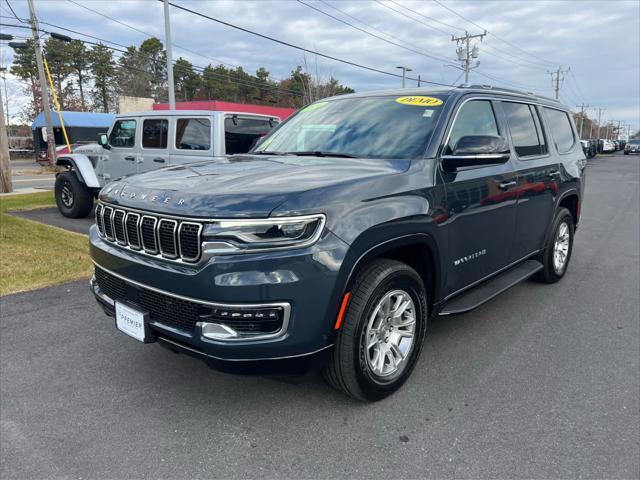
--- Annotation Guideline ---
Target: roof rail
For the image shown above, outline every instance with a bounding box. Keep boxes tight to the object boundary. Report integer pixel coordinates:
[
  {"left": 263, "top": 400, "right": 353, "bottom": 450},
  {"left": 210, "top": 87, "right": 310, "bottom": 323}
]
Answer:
[{"left": 458, "top": 83, "right": 561, "bottom": 103}]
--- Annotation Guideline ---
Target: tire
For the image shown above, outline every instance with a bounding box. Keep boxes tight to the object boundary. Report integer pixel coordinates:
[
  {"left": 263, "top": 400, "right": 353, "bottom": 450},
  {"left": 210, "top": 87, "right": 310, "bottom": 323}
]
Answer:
[
  {"left": 534, "top": 207, "right": 574, "bottom": 284},
  {"left": 55, "top": 171, "right": 94, "bottom": 218},
  {"left": 624, "top": 151, "right": 629, "bottom": 155},
  {"left": 323, "top": 259, "right": 428, "bottom": 401}
]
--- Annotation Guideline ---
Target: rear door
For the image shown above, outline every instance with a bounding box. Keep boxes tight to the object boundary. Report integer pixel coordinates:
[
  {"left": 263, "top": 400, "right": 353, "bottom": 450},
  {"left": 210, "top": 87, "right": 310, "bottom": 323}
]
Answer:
[
  {"left": 169, "top": 116, "right": 214, "bottom": 164},
  {"left": 138, "top": 117, "right": 170, "bottom": 173},
  {"left": 101, "top": 117, "right": 139, "bottom": 182},
  {"left": 223, "top": 115, "right": 279, "bottom": 155},
  {"left": 439, "top": 98, "right": 520, "bottom": 296},
  {"left": 499, "top": 101, "right": 560, "bottom": 261}
]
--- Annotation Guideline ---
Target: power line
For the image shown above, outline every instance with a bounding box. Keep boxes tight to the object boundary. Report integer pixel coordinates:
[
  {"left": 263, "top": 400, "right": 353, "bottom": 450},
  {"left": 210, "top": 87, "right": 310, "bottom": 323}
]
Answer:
[
  {"left": 161, "top": 0, "right": 452, "bottom": 87},
  {"left": 66, "top": 0, "right": 265, "bottom": 80},
  {"left": 431, "top": 0, "right": 558, "bottom": 67},
  {"left": 0, "top": 22, "right": 307, "bottom": 99},
  {"left": 373, "top": 0, "right": 453, "bottom": 37},
  {"left": 4, "top": 0, "right": 26, "bottom": 23},
  {"left": 386, "top": 0, "right": 465, "bottom": 33},
  {"left": 297, "top": 0, "right": 449, "bottom": 63},
  {"left": 474, "top": 69, "right": 554, "bottom": 93}
]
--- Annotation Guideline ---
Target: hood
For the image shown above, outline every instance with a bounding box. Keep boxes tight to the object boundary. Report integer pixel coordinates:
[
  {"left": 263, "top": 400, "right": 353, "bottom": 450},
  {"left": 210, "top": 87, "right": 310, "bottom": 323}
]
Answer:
[{"left": 99, "top": 154, "right": 410, "bottom": 217}]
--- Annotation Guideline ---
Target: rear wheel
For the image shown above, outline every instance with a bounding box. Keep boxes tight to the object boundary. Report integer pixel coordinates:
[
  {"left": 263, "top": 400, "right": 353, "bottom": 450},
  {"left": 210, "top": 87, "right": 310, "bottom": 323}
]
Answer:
[
  {"left": 55, "top": 171, "right": 94, "bottom": 218},
  {"left": 323, "top": 259, "right": 428, "bottom": 401},
  {"left": 534, "top": 207, "right": 574, "bottom": 283}
]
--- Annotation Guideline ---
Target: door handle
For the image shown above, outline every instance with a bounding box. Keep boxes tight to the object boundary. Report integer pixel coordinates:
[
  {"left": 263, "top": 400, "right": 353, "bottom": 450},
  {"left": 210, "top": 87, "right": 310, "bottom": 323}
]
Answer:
[
  {"left": 548, "top": 170, "right": 561, "bottom": 178},
  {"left": 153, "top": 158, "right": 165, "bottom": 163},
  {"left": 124, "top": 156, "right": 135, "bottom": 161},
  {"left": 499, "top": 180, "right": 517, "bottom": 190}
]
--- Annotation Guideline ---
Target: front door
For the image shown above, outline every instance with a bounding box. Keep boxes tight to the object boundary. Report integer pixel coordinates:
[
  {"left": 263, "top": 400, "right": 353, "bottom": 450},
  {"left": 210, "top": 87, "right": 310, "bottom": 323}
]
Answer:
[
  {"left": 102, "top": 118, "right": 139, "bottom": 183},
  {"left": 138, "top": 117, "right": 170, "bottom": 173},
  {"left": 439, "top": 98, "right": 519, "bottom": 296}
]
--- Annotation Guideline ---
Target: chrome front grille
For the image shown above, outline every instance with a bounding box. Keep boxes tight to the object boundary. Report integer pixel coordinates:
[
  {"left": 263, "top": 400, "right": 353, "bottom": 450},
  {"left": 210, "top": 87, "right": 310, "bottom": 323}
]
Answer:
[{"left": 95, "top": 203, "right": 202, "bottom": 263}]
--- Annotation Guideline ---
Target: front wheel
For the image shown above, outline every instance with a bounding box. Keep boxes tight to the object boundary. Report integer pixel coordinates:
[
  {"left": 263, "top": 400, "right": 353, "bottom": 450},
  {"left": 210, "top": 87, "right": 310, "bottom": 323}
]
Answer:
[
  {"left": 534, "top": 207, "right": 574, "bottom": 283},
  {"left": 323, "top": 259, "right": 428, "bottom": 401},
  {"left": 55, "top": 171, "right": 94, "bottom": 218}
]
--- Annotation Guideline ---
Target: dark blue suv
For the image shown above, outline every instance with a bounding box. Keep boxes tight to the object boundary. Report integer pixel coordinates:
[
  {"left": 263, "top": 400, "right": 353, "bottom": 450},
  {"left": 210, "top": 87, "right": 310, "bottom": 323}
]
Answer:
[{"left": 90, "top": 85, "right": 586, "bottom": 401}]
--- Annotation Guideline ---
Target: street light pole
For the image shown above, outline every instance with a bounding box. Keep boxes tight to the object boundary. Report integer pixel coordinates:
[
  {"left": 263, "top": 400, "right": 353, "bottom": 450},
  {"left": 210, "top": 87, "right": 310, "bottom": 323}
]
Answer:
[
  {"left": 396, "top": 66, "right": 412, "bottom": 88},
  {"left": 164, "top": 0, "right": 176, "bottom": 110},
  {"left": 26, "top": 0, "right": 56, "bottom": 164}
]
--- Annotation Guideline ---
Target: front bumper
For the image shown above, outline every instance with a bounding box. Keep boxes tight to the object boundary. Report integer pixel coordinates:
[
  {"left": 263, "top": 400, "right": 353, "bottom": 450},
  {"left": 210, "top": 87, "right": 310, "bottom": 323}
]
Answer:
[{"left": 89, "top": 225, "right": 349, "bottom": 368}]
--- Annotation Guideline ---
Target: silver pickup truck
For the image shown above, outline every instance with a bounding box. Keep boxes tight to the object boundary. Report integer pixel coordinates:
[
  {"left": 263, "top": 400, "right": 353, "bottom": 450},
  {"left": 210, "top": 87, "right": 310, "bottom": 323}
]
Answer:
[{"left": 54, "top": 110, "right": 280, "bottom": 217}]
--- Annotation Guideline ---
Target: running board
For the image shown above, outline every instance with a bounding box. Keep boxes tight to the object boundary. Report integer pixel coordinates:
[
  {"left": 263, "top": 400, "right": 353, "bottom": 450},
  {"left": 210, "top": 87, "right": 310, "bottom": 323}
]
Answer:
[{"left": 439, "top": 260, "right": 543, "bottom": 316}]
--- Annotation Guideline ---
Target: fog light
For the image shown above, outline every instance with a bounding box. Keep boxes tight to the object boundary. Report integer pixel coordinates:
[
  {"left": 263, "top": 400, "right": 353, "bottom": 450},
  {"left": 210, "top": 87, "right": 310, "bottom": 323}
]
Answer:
[{"left": 198, "top": 306, "right": 286, "bottom": 340}]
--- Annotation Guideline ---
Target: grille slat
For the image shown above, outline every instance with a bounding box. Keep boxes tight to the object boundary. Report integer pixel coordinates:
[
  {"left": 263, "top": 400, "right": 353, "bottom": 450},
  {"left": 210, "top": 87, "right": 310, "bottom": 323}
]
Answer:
[
  {"left": 113, "top": 210, "right": 127, "bottom": 245},
  {"left": 96, "top": 203, "right": 202, "bottom": 262},
  {"left": 125, "top": 213, "right": 141, "bottom": 249},
  {"left": 95, "top": 204, "right": 105, "bottom": 237},
  {"left": 140, "top": 216, "right": 158, "bottom": 254},
  {"left": 103, "top": 207, "right": 114, "bottom": 240},
  {"left": 158, "top": 219, "right": 178, "bottom": 258},
  {"left": 179, "top": 222, "right": 202, "bottom": 261}
]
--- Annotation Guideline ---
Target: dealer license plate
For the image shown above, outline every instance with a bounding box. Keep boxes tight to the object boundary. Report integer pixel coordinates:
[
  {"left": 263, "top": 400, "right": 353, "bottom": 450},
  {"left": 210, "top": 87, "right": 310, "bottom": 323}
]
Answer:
[{"left": 115, "top": 302, "right": 147, "bottom": 342}]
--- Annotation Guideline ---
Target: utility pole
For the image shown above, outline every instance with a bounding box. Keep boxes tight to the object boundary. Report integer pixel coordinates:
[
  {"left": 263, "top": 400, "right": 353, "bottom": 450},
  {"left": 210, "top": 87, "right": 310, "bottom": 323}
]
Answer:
[
  {"left": 596, "top": 108, "right": 605, "bottom": 140},
  {"left": 396, "top": 66, "right": 412, "bottom": 88},
  {"left": 548, "top": 66, "right": 570, "bottom": 100},
  {"left": 451, "top": 30, "right": 486, "bottom": 83},
  {"left": 164, "top": 0, "right": 176, "bottom": 109},
  {"left": 0, "top": 67, "right": 9, "bottom": 129},
  {"left": 417, "top": 74, "right": 421, "bottom": 87},
  {"left": 27, "top": 0, "right": 56, "bottom": 164},
  {"left": 576, "top": 103, "right": 588, "bottom": 139},
  {"left": 0, "top": 76, "right": 12, "bottom": 192}
]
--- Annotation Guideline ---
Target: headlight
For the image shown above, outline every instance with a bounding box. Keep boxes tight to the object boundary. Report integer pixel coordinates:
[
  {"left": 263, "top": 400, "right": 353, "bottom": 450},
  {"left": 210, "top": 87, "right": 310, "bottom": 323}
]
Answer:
[{"left": 202, "top": 214, "right": 326, "bottom": 254}]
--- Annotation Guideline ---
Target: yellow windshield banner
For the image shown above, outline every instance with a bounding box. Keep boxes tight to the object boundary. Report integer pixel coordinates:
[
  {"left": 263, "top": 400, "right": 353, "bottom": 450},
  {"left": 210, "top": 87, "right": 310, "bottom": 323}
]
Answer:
[{"left": 395, "top": 96, "right": 443, "bottom": 107}]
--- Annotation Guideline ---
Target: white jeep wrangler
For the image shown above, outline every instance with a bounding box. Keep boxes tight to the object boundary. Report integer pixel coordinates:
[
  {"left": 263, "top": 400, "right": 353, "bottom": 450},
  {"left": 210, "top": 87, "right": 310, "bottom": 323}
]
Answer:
[{"left": 54, "top": 110, "right": 280, "bottom": 217}]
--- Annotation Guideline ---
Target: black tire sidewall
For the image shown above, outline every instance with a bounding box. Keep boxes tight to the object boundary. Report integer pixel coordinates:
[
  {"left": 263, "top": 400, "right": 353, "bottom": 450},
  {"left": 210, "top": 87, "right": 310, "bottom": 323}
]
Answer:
[
  {"left": 345, "top": 263, "right": 427, "bottom": 400},
  {"left": 542, "top": 208, "right": 574, "bottom": 282},
  {"left": 55, "top": 172, "right": 93, "bottom": 218}
]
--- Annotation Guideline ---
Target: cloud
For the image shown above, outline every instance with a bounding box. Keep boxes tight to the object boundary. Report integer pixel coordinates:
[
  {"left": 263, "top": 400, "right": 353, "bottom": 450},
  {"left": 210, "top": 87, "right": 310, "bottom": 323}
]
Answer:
[{"left": 0, "top": 0, "right": 637, "bottom": 130}]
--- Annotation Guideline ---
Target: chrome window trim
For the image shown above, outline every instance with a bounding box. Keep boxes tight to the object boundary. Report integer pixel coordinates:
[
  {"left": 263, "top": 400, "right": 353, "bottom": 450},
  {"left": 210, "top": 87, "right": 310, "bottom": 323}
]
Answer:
[
  {"left": 91, "top": 260, "right": 291, "bottom": 342},
  {"left": 158, "top": 218, "right": 179, "bottom": 259},
  {"left": 178, "top": 221, "right": 203, "bottom": 261},
  {"left": 113, "top": 209, "right": 127, "bottom": 245},
  {"left": 124, "top": 212, "right": 141, "bottom": 250},
  {"left": 140, "top": 215, "right": 159, "bottom": 255}
]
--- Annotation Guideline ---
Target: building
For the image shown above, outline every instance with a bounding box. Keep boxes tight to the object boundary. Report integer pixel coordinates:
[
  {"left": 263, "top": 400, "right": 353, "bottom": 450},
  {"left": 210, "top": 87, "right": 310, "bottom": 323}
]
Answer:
[{"left": 153, "top": 100, "right": 297, "bottom": 121}]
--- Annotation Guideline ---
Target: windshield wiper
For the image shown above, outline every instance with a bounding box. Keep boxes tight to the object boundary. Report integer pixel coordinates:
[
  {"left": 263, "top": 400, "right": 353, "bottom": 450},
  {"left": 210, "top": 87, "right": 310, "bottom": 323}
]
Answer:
[
  {"left": 250, "top": 151, "right": 287, "bottom": 155},
  {"left": 285, "top": 151, "right": 360, "bottom": 158}
]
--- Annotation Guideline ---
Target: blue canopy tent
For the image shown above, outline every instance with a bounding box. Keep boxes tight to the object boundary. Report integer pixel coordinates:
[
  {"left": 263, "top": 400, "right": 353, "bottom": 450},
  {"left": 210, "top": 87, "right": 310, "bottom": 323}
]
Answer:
[{"left": 31, "top": 111, "right": 115, "bottom": 160}]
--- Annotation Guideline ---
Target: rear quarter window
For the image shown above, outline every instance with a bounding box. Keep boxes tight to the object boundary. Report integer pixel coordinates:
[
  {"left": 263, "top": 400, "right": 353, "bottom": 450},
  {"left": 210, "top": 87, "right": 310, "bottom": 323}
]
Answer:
[{"left": 543, "top": 108, "right": 576, "bottom": 153}]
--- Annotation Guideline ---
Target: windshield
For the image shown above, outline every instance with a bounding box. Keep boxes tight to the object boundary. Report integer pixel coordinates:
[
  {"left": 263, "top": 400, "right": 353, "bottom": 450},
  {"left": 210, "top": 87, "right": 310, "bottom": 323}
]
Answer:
[{"left": 253, "top": 94, "right": 447, "bottom": 159}]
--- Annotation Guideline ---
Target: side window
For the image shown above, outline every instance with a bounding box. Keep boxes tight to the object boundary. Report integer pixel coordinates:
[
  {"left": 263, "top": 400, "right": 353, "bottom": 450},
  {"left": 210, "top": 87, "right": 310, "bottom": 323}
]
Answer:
[
  {"left": 176, "top": 118, "right": 211, "bottom": 150},
  {"left": 109, "top": 119, "right": 136, "bottom": 148},
  {"left": 224, "top": 117, "right": 277, "bottom": 155},
  {"left": 447, "top": 100, "right": 499, "bottom": 153},
  {"left": 142, "top": 118, "right": 168, "bottom": 149},
  {"left": 503, "top": 102, "right": 546, "bottom": 157},
  {"left": 543, "top": 107, "right": 576, "bottom": 153}
]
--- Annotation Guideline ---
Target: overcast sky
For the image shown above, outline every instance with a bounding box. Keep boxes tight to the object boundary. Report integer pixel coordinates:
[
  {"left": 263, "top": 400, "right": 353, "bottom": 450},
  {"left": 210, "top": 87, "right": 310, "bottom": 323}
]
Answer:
[{"left": 1, "top": 0, "right": 638, "bottom": 133}]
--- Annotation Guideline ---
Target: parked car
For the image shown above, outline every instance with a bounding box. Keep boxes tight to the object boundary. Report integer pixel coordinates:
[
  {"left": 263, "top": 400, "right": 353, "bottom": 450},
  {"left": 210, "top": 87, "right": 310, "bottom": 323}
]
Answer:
[
  {"left": 90, "top": 86, "right": 586, "bottom": 401},
  {"left": 54, "top": 111, "right": 280, "bottom": 218},
  {"left": 601, "top": 139, "right": 616, "bottom": 153},
  {"left": 624, "top": 138, "right": 640, "bottom": 154}
]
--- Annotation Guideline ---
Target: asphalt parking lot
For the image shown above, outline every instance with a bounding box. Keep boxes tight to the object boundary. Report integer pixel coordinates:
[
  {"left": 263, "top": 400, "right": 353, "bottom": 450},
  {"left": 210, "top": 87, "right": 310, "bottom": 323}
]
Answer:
[{"left": 1, "top": 151, "right": 638, "bottom": 479}]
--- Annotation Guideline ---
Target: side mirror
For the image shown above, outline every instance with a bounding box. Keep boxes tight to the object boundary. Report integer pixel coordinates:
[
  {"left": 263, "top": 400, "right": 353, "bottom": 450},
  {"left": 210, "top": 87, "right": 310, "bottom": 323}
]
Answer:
[
  {"left": 98, "top": 133, "right": 110, "bottom": 149},
  {"left": 442, "top": 135, "right": 510, "bottom": 171}
]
